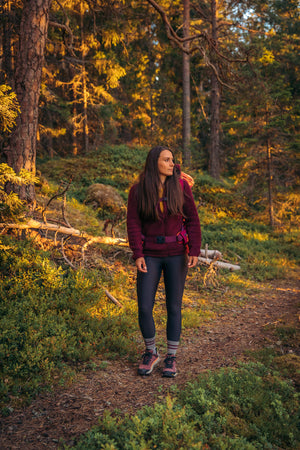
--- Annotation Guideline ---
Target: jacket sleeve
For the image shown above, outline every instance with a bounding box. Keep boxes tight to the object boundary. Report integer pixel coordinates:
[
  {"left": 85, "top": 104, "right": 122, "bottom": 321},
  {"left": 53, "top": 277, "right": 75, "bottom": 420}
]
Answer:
[
  {"left": 127, "top": 185, "right": 144, "bottom": 260},
  {"left": 182, "top": 180, "right": 201, "bottom": 256}
]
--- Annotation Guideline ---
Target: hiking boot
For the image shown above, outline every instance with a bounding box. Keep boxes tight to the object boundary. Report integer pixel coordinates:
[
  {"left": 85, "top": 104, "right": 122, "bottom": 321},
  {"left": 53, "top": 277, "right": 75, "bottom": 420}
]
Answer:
[
  {"left": 162, "top": 354, "right": 177, "bottom": 377},
  {"left": 138, "top": 350, "right": 160, "bottom": 376}
]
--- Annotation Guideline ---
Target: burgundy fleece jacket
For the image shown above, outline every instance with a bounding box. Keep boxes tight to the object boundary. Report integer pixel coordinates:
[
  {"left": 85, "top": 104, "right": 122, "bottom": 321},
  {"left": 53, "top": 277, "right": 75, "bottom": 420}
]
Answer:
[{"left": 127, "top": 179, "right": 201, "bottom": 260}]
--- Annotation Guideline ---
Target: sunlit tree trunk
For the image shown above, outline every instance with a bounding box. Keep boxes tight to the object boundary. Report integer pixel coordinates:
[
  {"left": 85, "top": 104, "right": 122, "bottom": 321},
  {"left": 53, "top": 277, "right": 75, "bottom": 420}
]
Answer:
[
  {"left": 5, "top": 0, "right": 52, "bottom": 202},
  {"left": 266, "top": 138, "right": 274, "bottom": 227},
  {"left": 182, "top": 0, "right": 191, "bottom": 166},
  {"left": 209, "top": 72, "right": 221, "bottom": 178},
  {"left": 70, "top": 68, "right": 79, "bottom": 156},
  {"left": 81, "top": 1, "right": 89, "bottom": 153},
  {"left": 72, "top": 99, "right": 79, "bottom": 156},
  {"left": 82, "top": 69, "right": 89, "bottom": 153},
  {"left": 208, "top": 0, "right": 221, "bottom": 179}
]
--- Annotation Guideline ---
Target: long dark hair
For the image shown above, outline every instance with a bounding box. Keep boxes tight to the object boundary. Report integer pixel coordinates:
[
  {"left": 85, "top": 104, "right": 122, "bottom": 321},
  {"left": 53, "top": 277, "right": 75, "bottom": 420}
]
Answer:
[{"left": 136, "top": 146, "right": 184, "bottom": 221}]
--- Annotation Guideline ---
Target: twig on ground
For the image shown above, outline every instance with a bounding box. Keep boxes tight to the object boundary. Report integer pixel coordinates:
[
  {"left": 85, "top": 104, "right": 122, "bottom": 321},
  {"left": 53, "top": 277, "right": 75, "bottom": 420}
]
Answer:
[
  {"left": 104, "top": 289, "right": 123, "bottom": 308},
  {"left": 61, "top": 237, "right": 76, "bottom": 269}
]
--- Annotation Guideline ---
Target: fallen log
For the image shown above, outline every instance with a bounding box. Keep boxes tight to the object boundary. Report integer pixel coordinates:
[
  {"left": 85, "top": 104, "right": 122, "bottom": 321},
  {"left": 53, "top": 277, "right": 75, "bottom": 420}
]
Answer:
[
  {"left": 0, "top": 219, "right": 82, "bottom": 236},
  {"left": 0, "top": 220, "right": 240, "bottom": 270},
  {"left": 199, "top": 244, "right": 240, "bottom": 271},
  {"left": 200, "top": 249, "right": 222, "bottom": 259},
  {"left": 198, "top": 257, "right": 241, "bottom": 271},
  {"left": 0, "top": 220, "right": 127, "bottom": 245}
]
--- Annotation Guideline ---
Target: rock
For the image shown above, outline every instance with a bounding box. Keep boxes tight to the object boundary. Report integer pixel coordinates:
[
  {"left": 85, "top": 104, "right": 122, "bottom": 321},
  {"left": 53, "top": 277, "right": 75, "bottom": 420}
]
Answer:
[
  {"left": 85, "top": 184, "right": 124, "bottom": 212},
  {"left": 84, "top": 184, "right": 126, "bottom": 236}
]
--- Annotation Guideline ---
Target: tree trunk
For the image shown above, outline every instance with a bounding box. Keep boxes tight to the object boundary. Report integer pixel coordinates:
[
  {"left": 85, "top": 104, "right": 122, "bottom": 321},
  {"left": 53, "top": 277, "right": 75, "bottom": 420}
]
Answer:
[
  {"left": 82, "top": 67, "right": 89, "bottom": 153},
  {"left": 72, "top": 99, "right": 79, "bottom": 156},
  {"left": 266, "top": 138, "right": 274, "bottom": 227},
  {"left": 182, "top": 0, "right": 191, "bottom": 166},
  {"left": 209, "top": 71, "right": 221, "bottom": 178},
  {"left": 71, "top": 74, "right": 78, "bottom": 156},
  {"left": 68, "top": 64, "right": 79, "bottom": 156},
  {"left": 208, "top": 0, "right": 221, "bottom": 179},
  {"left": 5, "top": 0, "right": 52, "bottom": 201},
  {"left": 81, "top": 1, "right": 89, "bottom": 153}
]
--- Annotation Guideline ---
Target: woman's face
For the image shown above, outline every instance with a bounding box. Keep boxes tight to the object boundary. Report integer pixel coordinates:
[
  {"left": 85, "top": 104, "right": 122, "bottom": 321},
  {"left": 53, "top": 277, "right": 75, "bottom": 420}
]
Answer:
[{"left": 157, "top": 150, "right": 174, "bottom": 179}]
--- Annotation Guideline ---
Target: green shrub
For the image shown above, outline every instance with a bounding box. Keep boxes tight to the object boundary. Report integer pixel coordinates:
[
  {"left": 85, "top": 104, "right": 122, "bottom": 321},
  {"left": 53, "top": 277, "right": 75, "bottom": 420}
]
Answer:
[
  {"left": 0, "top": 236, "right": 138, "bottom": 408},
  {"left": 71, "top": 363, "right": 299, "bottom": 449},
  {"left": 180, "top": 363, "right": 299, "bottom": 448},
  {"left": 0, "top": 84, "right": 20, "bottom": 133},
  {"left": 200, "top": 218, "right": 300, "bottom": 280},
  {"left": 0, "top": 163, "right": 39, "bottom": 221},
  {"left": 37, "top": 144, "right": 149, "bottom": 200},
  {"left": 193, "top": 173, "right": 250, "bottom": 220}
]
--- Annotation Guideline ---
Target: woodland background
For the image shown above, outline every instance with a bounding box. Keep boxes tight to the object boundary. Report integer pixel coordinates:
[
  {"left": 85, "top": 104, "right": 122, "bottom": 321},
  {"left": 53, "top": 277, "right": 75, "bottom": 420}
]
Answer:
[
  {"left": 0, "top": 1, "right": 299, "bottom": 449},
  {"left": 0, "top": 0, "right": 299, "bottom": 226}
]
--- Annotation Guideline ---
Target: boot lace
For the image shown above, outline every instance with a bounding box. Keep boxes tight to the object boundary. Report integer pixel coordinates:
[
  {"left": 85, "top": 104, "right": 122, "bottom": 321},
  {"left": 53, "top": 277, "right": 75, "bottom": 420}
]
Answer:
[
  {"left": 164, "top": 355, "right": 175, "bottom": 368},
  {"left": 142, "top": 351, "right": 153, "bottom": 365}
]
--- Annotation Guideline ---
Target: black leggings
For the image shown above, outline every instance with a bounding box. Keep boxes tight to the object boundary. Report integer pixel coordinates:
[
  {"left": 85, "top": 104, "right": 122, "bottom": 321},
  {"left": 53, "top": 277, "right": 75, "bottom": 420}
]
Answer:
[{"left": 137, "top": 254, "right": 188, "bottom": 342}]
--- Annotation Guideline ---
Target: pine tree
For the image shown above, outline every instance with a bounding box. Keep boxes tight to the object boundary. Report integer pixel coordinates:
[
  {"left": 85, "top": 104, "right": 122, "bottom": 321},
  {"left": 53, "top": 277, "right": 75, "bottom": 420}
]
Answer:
[
  {"left": 222, "top": 0, "right": 300, "bottom": 226},
  {"left": 5, "top": 0, "right": 52, "bottom": 202}
]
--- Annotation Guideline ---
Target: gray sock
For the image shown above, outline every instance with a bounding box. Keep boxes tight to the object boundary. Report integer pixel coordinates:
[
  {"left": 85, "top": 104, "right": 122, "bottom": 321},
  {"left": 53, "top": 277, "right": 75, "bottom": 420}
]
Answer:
[
  {"left": 144, "top": 336, "right": 157, "bottom": 354},
  {"left": 167, "top": 340, "right": 179, "bottom": 355}
]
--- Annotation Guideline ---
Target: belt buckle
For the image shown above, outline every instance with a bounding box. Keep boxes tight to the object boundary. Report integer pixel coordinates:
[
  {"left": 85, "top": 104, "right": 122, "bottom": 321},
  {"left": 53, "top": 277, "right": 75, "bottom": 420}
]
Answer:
[{"left": 156, "top": 236, "right": 165, "bottom": 244}]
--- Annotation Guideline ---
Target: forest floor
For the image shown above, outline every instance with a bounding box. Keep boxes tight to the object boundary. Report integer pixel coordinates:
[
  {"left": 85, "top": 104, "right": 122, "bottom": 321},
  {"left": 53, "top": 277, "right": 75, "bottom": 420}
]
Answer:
[{"left": 0, "top": 276, "right": 299, "bottom": 450}]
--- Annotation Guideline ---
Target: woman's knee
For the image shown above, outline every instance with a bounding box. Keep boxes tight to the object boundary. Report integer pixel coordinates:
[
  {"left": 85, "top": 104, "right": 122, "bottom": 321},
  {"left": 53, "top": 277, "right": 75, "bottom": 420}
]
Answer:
[
  {"left": 167, "top": 303, "right": 181, "bottom": 318},
  {"left": 138, "top": 304, "right": 153, "bottom": 319}
]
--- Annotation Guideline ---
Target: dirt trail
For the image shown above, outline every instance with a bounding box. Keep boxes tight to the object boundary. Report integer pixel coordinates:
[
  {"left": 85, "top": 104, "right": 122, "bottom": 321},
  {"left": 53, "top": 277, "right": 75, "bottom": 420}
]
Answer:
[{"left": 0, "top": 279, "right": 299, "bottom": 450}]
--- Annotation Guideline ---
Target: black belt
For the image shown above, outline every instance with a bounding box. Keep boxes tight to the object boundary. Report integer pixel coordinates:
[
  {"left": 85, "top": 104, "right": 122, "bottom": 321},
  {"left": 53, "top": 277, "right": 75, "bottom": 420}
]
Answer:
[{"left": 142, "top": 234, "right": 183, "bottom": 244}]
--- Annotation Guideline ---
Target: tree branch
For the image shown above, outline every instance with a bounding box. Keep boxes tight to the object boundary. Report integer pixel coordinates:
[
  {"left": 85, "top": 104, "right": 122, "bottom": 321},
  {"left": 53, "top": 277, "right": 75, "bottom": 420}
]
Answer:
[
  {"left": 50, "top": 0, "right": 76, "bottom": 56},
  {"left": 191, "top": 75, "right": 209, "bottom": 124},
  {"left": 194, "top": 45, "right": 236, "bottom": 90},
  {"left": 218, "top": 19, "right": 273, "bottom": 36},
  {"left": 41, "top": 180, "right": 72, "bottom": 226},
  {"left": 146, "top": 0, "right": 242, "bottom": 89},
  {"left": 146, "top": 0, "right": 206, "bottom": 52},
  {"left": 191, "top": 2, "right": 209, "bottom": 20}
]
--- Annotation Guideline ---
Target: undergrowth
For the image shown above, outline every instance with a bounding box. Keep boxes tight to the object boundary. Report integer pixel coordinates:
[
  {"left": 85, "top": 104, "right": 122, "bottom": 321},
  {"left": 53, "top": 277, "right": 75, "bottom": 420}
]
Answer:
[
  {"left": 0, "top": 236, "right": 139, "bottom": 412},
  {"left": 37, "top": 144, "right": 149, "bottom": 203},
  {"left": 69, "top": 362, "right": 299, "bottom": 449}
]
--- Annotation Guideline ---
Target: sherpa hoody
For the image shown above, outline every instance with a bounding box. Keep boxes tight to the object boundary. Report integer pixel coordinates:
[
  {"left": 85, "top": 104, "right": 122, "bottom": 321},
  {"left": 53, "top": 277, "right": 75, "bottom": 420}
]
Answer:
[{"left": 127, "top": 178, "right": 201, "bottom": 261}]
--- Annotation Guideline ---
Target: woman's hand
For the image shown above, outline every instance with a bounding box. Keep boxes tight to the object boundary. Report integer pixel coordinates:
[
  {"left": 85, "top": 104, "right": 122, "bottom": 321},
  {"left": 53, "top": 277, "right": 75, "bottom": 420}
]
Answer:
[
  {"left": 188, "top": 255, "right": 198, "bottom": 268},
  {"left": 136, "top": 257, "right": 148, "bottom": 273}
]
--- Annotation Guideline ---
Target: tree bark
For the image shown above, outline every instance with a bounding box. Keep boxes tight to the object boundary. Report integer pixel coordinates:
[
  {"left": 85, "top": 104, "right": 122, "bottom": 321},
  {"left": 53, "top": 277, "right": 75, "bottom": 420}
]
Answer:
[
  {"left": 182, "top": 0, "right": 191, "bottom": 166},
  {"left": 5, "top": 0, "right": 52, "bottom": 201},
  {"left": 209, "top": 71, "right": 221, "bottom": 178},
  {"left": 71, "top": 71, "right": 79, "bottom": 156},
  {"left": 266, "top": 138, "right": 274, "bottom": 227},
  {"left": 81, "top": 1, "right": 89, "bottom": 153},
  {"left": 208, "top": 0, "right": 221, "bottom": 179},
  {"left": 72, "top": 97, "right": 79, "bottom": 156}
]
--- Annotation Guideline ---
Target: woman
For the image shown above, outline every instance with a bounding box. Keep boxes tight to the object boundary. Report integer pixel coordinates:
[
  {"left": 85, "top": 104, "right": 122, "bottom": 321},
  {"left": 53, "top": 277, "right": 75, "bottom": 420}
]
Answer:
[{"left": 127, "top": 146, "right": 201, "bottom": 377}]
